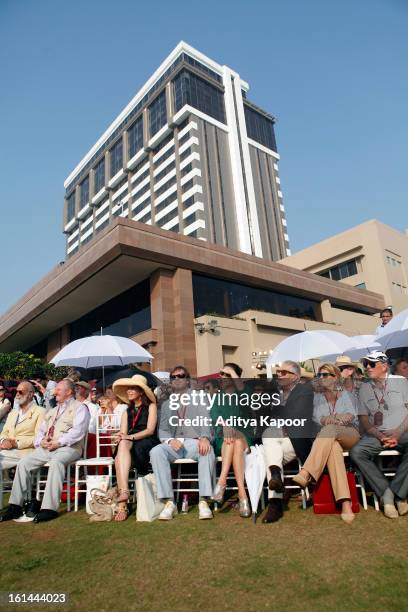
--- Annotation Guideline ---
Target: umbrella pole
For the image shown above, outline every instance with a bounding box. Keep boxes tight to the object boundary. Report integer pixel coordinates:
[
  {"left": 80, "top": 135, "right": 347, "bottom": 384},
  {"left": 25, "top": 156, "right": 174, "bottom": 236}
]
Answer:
[
  {"left": 252, "top": 512, "right": 257, "bottom": 524},
  {"left": 100, "top": 327, "right": 105, "bottom": 391}
]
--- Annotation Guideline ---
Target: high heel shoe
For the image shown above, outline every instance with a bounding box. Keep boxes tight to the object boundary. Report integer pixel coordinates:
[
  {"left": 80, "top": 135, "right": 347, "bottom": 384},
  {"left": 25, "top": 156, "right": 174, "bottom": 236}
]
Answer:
[
  {"left": 211, "top": 482, "right": 226, "bottom": 503},
  {"left": 340, "top": 512, "right": 355, "bottom": 524},
  {"left": 239, "top": 498, "right": 251, "bottom": 518},
  {"left": 292, "top": 470, "right": 311, "bottom": 489}
]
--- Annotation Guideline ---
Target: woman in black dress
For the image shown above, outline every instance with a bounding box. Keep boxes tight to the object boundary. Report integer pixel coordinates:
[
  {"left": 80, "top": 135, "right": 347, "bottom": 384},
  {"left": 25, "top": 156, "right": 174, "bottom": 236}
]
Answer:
[{"left": 112, "top": 375, "right": 159, "bottom": 521}]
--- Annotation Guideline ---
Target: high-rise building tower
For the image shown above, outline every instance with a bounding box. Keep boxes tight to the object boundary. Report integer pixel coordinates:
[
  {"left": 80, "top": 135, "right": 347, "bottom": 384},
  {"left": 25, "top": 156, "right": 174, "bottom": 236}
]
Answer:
[{"left": 63, "top": 42, "right": 290, "bottom": 260}]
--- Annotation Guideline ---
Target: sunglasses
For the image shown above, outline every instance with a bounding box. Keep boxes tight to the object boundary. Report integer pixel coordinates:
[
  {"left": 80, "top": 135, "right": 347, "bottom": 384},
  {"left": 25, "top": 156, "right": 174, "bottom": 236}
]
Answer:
[
  {"left": 170, "top": 373, "right": 187, "bottom": 380},
  {"left": 362, "top": 360, "right": 379, "bottom": 369},
  {"left": 276, "top": 369, "right": 296, "bottom": 376},
  {"left": 338, "top": 365, "right": 354, "bottom": 372},
  {"left": 219, "top": 371, "right": 232, "bottom": 378},
  {"left": 317, "top": 372, "right": 335, "bottom": 379},
  {"left": 16, "top": 389, "right": 26, "bottom": 394}
]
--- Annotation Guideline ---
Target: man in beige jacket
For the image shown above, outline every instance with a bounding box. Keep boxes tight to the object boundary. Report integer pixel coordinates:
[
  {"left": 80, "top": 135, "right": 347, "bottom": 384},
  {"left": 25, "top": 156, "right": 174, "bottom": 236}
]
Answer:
[
  {"left": 0, "top": 381, "right": 45, "bottom": 470},
  {"left": 0, "top": 379, "right": 89, "bottom": 523}
]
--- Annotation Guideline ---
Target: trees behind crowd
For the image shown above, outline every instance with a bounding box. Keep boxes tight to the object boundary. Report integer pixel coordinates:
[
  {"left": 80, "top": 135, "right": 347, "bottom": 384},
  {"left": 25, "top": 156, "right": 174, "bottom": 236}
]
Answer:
[{"left": 0, "top": 351, "right": 68, "bottom": 381}]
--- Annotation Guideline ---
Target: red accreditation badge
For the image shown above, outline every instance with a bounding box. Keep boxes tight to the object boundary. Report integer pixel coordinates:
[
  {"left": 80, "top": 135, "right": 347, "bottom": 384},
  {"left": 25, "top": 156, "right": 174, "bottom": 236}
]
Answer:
[{"left": 373, "top": 411, "right": 383, "bottom": 427}]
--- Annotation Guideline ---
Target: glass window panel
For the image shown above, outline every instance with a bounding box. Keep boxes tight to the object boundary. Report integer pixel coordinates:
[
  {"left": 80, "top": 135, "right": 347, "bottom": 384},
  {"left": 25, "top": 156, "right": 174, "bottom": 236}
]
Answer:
[
  {"left": 67, "top": 192, "right": 76, "bottom": 222},
  {"left": 110, "top": 138, "right": 123, "bottom": 177},
  {"left": 244, "top": 105, "right": 277, "bottom": 151},
  {"left": 173, "top": 70, "right": 226, "bottom": 124},
  {"left": 70, "top": 279, "right": 151, "bottom": 340},
  {"left": 128, "top": 116, "right": 144, "bottom": 159},
  {"left": 149, "top": 90, "right": 167, "bottom": 137},
  {"left": 94, "top": 158, "right": 105, "bottom": 193},
  {"left": 80, "top": 176, "right": 89, "bottom": 208},
  {"left": 193, "top": 274, "right": 318, "bottom": 320}
]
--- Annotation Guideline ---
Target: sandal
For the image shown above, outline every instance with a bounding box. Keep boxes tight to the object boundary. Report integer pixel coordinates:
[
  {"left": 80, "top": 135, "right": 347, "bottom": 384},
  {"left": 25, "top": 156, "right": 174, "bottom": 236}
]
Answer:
[
  {"left": 116, "top": 488, "right": 130, "bottom": 503},
  {"left": 114, "top": 505, "right": 129, "bottom": 522}
]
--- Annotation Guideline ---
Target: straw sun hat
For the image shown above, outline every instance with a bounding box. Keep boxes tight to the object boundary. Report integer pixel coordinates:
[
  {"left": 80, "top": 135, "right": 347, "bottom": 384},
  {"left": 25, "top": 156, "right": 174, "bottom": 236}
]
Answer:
[
  {"left": 334, "top": 355, "right": 359, "bottom": 369},
  {"left": 112, "top": 375, "right": 156, "bottom": 405}
]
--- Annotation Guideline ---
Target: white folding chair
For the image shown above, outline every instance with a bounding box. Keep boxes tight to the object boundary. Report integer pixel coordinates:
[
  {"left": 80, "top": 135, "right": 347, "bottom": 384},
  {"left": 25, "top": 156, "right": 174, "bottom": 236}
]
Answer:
[
  {"left": 372, "top": 450, "right": 401, "bottom": 511},
  {"left": 74, "top": 413, "right": 117, "bottom": 511},
  {"left": 0, "top": 470, "right": 13, "bottom": 510},
  {"left": 281, "top": 458, "right": 309, "bottom": 510},
  {"left": 343, "top": 451, "right": 368, "bottom": 510},
  {"left": 173, "top": 459, "right": 199, "bottom": 503},
  {"left": 35, "top": 462, "right": 74, "bottom": 512}
]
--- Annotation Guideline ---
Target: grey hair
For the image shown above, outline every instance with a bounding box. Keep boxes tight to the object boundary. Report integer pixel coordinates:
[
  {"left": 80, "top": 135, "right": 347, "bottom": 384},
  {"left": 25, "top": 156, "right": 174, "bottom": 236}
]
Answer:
[
  {"left": 282, "top": 361, "right": 301, "bottom": 377},
  {"left": 61, "top": 378, "right": 76, "bottom": 394},
  {"left": 20, "top": 381, "right": 35, "bottom": 394}
]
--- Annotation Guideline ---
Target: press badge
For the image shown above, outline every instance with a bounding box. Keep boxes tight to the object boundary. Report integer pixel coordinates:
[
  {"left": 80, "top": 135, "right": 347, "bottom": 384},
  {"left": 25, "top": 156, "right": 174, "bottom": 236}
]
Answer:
[{"left": 373, "top": 411, "right": 383, "bottom": 427}]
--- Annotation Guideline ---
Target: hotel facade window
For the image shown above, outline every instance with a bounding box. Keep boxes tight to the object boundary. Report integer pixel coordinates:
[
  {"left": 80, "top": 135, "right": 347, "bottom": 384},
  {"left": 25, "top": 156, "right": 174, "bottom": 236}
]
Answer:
[
  {"left": 128, "top": 116, "right": 143, "bottom": 159},
  {"left": 110, "top": 138, "right": 123, "bottom": 177},
  {"left": 149, "top": 90, "right": 167, "bottom": 137},
  {"left": 67, "top": 192, "right": 76, "bottom": 222},
  {"left": 80, "top": 176, "right": 89, "bottom": 208},
  {"left": 318, "top": 258, "right": 358, "bottom": 281},
  {"left": 173, "top": 70, "right": 226, "bottom": 124},
  {"left": 193, "top": 274, "right": 319, "bottom": 320},
  {"left": 94, "top": 157, "right": 105, "bottom": 193},
  {"left": 70, "top": 280, "right": 151, "bottom": 340},
  {"left": 244, "top": 104, "right": 277, "bottom": 151}
]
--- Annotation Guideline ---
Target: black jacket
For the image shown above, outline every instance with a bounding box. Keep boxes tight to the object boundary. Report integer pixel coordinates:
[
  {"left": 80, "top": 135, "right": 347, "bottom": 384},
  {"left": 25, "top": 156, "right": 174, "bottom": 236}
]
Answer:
[{"left": 279, "top": 382, "right": 314, "bottom": 464}]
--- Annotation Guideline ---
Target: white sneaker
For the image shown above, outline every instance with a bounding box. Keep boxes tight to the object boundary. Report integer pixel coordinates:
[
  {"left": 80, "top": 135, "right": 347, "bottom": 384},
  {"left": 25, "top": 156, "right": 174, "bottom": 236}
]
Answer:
[
  {"left": 13, "top": 514, "right": 35, "bottom": 523},
  {"left": 198, "top": 500, "right": 213, "bottom": 520},
  {"left": 159, "top": 500, "right": 177, "bottom": 521}
]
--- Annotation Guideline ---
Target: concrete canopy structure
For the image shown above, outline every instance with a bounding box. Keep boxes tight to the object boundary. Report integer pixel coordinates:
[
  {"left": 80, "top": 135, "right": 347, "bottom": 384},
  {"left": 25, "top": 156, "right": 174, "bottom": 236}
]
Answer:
[{"left": 0, "top": 218, "right": 384, "bottom": 376}]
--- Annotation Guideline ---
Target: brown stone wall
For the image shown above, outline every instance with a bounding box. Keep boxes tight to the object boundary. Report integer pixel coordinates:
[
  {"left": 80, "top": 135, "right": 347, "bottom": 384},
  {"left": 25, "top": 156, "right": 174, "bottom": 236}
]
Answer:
[{"left": 150, "top": 268, "right": 197, "bottom": 375}]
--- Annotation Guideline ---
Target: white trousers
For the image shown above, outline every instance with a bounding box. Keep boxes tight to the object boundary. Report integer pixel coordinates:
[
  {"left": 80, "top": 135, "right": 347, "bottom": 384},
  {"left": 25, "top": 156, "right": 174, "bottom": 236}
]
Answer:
[{"left": 262, "top": 428, "right": 296, "bottom": 499}]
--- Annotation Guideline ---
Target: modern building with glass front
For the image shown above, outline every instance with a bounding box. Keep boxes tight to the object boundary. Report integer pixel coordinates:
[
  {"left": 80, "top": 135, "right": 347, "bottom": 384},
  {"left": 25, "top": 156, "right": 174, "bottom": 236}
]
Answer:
[
  {"left": 64, "top": 41, "right": 289, "bottom": 261},
  {"left": 0, "top": 44, "right": 385, "bottom": 376}
]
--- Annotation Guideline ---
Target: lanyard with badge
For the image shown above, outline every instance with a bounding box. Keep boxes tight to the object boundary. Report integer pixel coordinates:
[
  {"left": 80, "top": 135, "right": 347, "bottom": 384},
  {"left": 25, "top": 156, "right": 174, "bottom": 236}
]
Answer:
[
  {"left": 46, "top": 404, "right": 65, "bottom": 440},
  {"left": 372, "top": 380, "right": 389, "bottom": 427}
]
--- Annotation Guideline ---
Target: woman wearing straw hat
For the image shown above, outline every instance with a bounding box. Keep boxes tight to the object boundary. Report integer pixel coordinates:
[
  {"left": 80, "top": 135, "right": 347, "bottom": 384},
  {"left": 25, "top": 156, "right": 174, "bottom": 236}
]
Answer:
[
  {"left": 335, "top": 356, "right": 360, "bottom": 394},
  {"left": 112, "top": 375, "right": 159, "bottom": 521}
]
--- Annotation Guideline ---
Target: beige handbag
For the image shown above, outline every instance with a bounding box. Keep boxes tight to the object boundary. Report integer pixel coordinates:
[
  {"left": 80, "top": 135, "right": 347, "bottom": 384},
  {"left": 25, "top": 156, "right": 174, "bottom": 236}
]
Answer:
[{"left": 89, "top": 486, "right": 119, "bottom": 522}]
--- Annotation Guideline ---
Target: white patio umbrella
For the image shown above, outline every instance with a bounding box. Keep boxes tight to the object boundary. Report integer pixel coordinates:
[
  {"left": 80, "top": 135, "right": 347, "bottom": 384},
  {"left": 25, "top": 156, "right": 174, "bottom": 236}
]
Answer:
[
  {"left": 267, "top": 330, "right": 355, "bottom": 366},
  {"left": 153, "top": 371, "right": 170, "bottom": 381},
  {"left": 244, "top": 445, "right": 266, "bottom": 523},
  {"left": 321, "top": 334, "right": 381, "bottom": 362},
  {"left": 376, "top": 308, "right": 408, "bottom": 350},
  {"left": 50, "top": 335, "right": 153, "bottom": 368}
]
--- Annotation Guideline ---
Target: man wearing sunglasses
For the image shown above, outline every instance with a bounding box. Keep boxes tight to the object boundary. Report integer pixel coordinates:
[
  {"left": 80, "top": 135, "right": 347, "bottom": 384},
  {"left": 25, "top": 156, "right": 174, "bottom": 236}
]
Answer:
[
  {"left": 350, "top": 351, "right": 408, "bottom": 518},
  {"left": 150, "top": 365, "right": 215, "bottom": 521},
  {"left": 0, "top": 381, "right": 44, "bottom": 471},
  {"left": 1, "top": 378, "right": 90, "bottom": 523},
  {"left": 262, "top": 361, "right": 314, "bottom": 523}
]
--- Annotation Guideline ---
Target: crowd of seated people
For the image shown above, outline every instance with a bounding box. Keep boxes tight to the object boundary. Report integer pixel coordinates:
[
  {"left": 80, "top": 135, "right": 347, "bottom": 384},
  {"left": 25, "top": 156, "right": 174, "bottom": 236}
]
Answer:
[{"left": 0, "top": 349, "right": 407, "bottom": 524}]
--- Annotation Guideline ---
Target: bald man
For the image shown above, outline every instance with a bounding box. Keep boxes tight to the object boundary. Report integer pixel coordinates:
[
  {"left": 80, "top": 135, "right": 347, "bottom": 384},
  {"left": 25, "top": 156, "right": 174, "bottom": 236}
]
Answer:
[{"left": 0, "top": 381, "right": 45, "bottom": 470}]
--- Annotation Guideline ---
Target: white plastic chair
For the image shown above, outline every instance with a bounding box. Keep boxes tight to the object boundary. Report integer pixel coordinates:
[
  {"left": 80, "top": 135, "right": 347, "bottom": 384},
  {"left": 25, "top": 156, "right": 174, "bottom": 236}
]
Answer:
[
  {"left": 372, "top": 450, "right": 401, "bottom": 511},
  {"left": 0, "top": 470, "right": 13, "bottom": 510},
  {"left": 35, "top": 462, "right": 74, "bottom": 512},
  {"left": 74, "top": 413, "right": 117, "bottom": 511},
  {"left": 173, "top": 458, "right": 199, "bottom": 503}
]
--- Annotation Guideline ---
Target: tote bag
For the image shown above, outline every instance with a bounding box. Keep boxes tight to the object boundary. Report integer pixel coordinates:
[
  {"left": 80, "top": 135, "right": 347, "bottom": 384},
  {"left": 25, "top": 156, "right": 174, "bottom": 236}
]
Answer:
[
  {"left": 86, "top": 474, "right": 110, "bottom": 514},
  {"left": 136, "top": 473, "right": 165, "bottom": 522}
]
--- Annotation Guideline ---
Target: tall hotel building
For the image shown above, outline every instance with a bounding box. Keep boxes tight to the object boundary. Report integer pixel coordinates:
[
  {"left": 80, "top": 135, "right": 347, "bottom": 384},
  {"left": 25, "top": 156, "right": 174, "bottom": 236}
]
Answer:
[
  {"left": 0, "top": 42, "right": 383, "bottom": 375},
  {"left": 64, "top": 42, "right": 290, "bottom": 260}
]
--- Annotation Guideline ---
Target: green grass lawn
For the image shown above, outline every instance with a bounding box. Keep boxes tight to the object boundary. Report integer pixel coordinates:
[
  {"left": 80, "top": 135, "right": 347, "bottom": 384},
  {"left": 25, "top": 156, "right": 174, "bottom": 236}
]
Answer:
[{"left": 1, "top": 498, "right": 407, "bottom": 612}]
